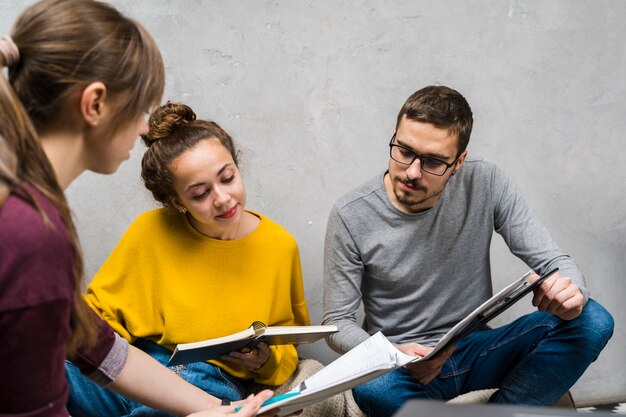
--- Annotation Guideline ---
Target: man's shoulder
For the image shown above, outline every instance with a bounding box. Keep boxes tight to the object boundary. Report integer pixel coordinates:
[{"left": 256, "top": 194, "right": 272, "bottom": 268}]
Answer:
[
  {"left": 456, "top": 156, "right": 509, "bottom": 189},
  {"left": 333, "top": 173, "right": 384, "bottom": 213},
  {"left": 460, "top": 156, "right": 514, "bottom": 189},
  {"left": 461, "top": 156, "right": 498, "bottom": 174}
]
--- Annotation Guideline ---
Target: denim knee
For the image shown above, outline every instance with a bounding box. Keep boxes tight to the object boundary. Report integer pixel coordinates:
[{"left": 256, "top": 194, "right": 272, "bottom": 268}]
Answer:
[
  {"left": 352, "top": 382, "right": 389, "bottom": 417},
  {"left": 352, "top": 368, "right": 420, "bottom": 417},
  {"left": 577, "top": 299, "right": 614, "bottom": 355}
]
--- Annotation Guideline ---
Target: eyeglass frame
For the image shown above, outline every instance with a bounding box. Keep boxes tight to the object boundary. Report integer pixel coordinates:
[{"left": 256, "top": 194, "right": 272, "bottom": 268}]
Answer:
[{"left": 388, "top": 134, "right": 460, "bottom": 176}]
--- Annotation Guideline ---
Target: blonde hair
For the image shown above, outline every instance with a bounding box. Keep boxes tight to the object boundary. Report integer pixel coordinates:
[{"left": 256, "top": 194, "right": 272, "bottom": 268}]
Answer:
[
  {"left": 0, "top": 0, "right": 164, "bottom": 355},
  {"left": 0, "top": 134, "right": 18, "bottom": 205}
]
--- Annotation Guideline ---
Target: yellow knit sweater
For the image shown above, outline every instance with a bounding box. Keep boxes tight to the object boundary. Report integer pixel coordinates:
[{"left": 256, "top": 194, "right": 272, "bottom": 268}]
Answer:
[{"left": 85, "top": 209, "right": 309, "bottom": 385}]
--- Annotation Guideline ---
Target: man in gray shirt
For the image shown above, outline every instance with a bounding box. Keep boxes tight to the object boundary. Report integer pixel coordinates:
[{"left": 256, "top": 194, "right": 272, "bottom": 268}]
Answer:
[{"left": 322, "top": 85, "right": 613, "bottom": 417}]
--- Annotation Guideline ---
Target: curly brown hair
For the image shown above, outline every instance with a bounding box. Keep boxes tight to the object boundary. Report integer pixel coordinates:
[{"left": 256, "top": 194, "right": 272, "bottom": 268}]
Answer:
[{"left": 141, "top": 102, "right": 239, "bottom": 207}]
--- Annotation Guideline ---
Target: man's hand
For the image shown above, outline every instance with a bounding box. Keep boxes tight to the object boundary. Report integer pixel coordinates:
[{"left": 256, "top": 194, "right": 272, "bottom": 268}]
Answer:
[
  {"left": 395, "top": 342, "right": 455, "bottom": 385},
  {"left": 530, "top": 272, "right": 584, "bottom": 320},
  {"left": 221, "top": 342, "right": 271, "bottom": 371}
]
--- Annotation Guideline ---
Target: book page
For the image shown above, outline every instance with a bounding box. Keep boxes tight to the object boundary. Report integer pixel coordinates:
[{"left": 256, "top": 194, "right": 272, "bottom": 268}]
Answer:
[
  {"left": 262, "top": 325, "right": 338, "bottom": 345},
  {"left": 263, "top": 324, "right": 337, "bottom": 336},
  {"left": 301, "top": 332, "right": 413, "bottom": 392},
  {"left": 175, "top": 325, "right": 256, "bottom": 350},
  {"left": 257, "top": 332, "right": 417, "bottom": 416}
]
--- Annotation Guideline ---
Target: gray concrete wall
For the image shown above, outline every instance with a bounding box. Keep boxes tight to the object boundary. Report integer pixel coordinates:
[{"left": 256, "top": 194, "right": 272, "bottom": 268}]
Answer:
[{"left": 2, "top": 0, "right": 624, "bottom": 407}]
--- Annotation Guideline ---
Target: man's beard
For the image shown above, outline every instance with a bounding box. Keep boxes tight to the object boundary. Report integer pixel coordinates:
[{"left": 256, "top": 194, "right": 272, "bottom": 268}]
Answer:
[{"left": 392, "top": 176, "right": 446, "bottom": 212}]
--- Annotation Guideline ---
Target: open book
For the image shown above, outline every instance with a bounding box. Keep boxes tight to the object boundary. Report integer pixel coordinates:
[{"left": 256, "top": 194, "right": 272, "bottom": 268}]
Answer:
[
  {"left": 418, "top": 266, "right": 557, "bottom": 361},
  {"left": 167, "top": 322, "right": 338, "bottom": 366},
  {"left": 256, "top": 268, "right": 558, "bottom": 416}
]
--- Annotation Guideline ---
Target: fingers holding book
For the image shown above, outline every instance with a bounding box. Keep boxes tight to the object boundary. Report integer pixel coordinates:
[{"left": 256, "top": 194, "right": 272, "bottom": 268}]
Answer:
[
  {"left": 530, "top": 272, "right": 584, "bottom": 321},
  {"left": 398, "top": 342, "right": 455, "bottom": 385},
  {"left": 222, "top": 342, "right": 271, "bottom": 370},
  {"left": 187, "top": 390, "right": 276, "bottom": 416}
]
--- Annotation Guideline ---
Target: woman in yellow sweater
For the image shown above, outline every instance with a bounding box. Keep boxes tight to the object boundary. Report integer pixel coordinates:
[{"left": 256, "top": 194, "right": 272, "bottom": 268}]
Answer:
[{"left": 66, "top": 102, "right": 309, "bottom": 416}]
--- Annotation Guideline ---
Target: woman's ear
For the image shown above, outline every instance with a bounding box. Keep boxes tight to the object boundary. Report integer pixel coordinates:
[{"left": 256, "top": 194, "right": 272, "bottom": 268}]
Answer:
[
  {"left": 80, "top": 82, "right": 107, "bottom": 127},
  {"left": 171, "top": 198, "right": 187, "bottom": 213}
]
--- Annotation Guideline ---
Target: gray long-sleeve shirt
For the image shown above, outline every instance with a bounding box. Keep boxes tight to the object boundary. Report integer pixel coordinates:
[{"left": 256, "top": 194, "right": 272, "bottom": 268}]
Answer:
[{"left": 322, "top": 157, "right": 587, "bottom": 354}]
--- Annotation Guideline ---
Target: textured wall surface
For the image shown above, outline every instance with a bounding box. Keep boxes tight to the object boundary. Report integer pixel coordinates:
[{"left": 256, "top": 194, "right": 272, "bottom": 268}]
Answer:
[{"left": 2, "top": 0, "right": 625, "bottom": 406}]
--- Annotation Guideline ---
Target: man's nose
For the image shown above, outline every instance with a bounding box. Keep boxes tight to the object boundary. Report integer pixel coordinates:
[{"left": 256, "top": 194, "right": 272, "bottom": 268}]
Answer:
[{"left": 405, "top": 158, "right": 422, "bottom": 180}]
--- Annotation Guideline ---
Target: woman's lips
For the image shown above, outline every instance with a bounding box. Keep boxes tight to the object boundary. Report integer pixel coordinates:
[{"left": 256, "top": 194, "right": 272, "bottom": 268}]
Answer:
[{"left": 216, "top": 205, "right": 238, "bottom": 219}]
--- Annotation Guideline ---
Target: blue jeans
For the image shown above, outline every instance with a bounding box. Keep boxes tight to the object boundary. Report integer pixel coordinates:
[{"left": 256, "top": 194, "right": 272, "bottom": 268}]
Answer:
[
  {"left": 66, "top": 339, "right": 247, "bottom": 417},
  {"left": 352, "top": 299, "right": 614, "bottom": 417}
]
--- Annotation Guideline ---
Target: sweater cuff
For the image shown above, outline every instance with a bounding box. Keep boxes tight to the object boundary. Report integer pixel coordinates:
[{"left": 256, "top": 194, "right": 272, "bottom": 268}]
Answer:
[{"left": 86, "top": 333, "right": 129, "bottom": 386}]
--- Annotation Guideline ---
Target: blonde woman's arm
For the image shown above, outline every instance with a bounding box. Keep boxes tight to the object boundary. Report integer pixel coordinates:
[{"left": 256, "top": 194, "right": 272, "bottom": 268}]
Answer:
[{"left": 108, "top": 344, "right": 220, "bottom": 415}]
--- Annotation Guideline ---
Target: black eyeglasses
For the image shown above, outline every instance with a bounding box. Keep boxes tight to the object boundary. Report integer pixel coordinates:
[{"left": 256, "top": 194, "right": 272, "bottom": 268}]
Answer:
[{"left": 389, "top": 135, "right": 458, "bottom": 176}]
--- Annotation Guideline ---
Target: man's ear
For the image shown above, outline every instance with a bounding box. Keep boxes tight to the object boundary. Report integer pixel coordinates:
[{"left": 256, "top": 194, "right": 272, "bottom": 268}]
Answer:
[
  {"left": 80, "top": 82, "right": 107, "bottom": 127},
  {"left": 452, "top": 150, "right": 469, "bottom": 175}
]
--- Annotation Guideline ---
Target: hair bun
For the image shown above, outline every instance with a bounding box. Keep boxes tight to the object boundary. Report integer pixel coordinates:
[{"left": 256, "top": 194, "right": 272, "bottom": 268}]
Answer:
[{"left": 142, "top": 102, "right": 196, "bottom": 145}]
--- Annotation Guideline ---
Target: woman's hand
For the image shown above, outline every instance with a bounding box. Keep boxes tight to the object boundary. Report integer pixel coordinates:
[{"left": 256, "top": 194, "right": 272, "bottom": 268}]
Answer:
[
  {"left": 187, "top": 390, "right": 278, "bottom": 417},
  {"left": 221, "top": 342, "right": 271, "bottom": 370}
]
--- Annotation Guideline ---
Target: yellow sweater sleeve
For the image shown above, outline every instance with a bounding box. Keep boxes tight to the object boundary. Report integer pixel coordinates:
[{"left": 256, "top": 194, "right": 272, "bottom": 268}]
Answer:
[{"left": 85, "top": 209, "right": 310, "bottom": 386}]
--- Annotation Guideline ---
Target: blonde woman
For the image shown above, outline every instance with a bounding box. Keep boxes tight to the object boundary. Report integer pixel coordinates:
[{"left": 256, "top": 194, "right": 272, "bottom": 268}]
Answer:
[{"left": 0, "top": 1, "right": 271, "bottom": 415}]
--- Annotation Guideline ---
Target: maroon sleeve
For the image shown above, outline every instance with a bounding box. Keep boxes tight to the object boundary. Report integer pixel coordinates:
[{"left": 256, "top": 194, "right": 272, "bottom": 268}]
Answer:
[{"left": 70, "top": 309, "right": 129, "bottom": 386}]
